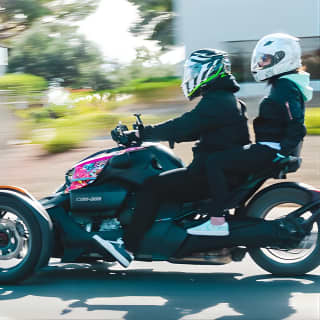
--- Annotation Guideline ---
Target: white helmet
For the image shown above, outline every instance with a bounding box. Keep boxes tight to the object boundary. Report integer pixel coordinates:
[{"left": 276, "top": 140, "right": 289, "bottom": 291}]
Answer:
[{"left": 251, "top": 33, "right": 302, "bottom": 82}]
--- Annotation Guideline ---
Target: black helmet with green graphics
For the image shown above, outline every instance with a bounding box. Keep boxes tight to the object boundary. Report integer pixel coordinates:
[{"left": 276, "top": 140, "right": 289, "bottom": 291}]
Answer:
[{"left": 181, "top": 48, "right": 231, "bottom": 100}]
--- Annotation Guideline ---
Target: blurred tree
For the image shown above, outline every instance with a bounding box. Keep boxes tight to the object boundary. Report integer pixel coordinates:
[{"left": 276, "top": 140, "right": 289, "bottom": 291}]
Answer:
[
  {"left": 0, "top": 0, "right": 99, "bottom": 39},
  {"left": 110, "top": 46, "right": 176, "bottom": 86},
  {"left": 8, "top": 24, "right": 112, "bottom": 90},
  {"left": 127, "top": 0, "right": 174, "bottom": 50}
]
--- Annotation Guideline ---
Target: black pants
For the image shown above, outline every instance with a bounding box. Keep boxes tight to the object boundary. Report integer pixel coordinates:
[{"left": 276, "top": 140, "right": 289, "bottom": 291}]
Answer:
[
  {"left": 205, "top": 144, "right": 276, "bottom": 216},
  {"left": 124, "top": 144, "right": 276, "bottom": 252},
  {"left": 123, "top": 157, "right": 209, "bottom": 252}
]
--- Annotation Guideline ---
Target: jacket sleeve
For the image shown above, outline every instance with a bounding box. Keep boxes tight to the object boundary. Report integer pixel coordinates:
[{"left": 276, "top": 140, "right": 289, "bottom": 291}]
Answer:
[
  {"left": 277, "top": 80, "right": 306, "bottom": 155},
  {"left": 141, "top": 96, "right": 221, "bottom": 143}
]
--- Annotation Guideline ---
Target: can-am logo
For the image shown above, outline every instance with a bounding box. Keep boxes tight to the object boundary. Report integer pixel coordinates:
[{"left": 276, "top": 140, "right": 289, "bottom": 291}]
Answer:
[{"left": 75, "top": 196, "right": 102, "bottom": 202}]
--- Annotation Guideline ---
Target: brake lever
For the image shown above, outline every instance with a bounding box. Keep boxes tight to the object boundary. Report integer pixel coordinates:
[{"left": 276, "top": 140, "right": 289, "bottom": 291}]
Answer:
[{"left": 133, "top": 113, "right": 144, "bottom": 133}]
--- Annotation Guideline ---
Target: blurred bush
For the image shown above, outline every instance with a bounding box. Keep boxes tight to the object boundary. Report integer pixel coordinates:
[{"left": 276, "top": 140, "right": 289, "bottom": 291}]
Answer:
[
  {"left": 29, "top": 105, "right": 77, "bottom": 123},
  {"left": 305, "top": 108, "right": 320, "bottom": 135},
  {"left": 17, "top": 100, "right": 174, "bottom": 153},
  {"left": 114, "top": 76, "right": 181, "bottom": 102},
  {"left": 40, "top": 127, "right": 86, "bottom": 154},
  {"left": 0, "top": 73, "right": 48, "bottom": 94}
]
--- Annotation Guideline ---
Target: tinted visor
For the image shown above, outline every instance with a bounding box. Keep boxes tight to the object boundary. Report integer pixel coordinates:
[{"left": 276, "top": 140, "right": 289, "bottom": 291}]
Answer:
[
  {"left": 252, "top": 53, "right": 273, "bottom": 70},
  {"left": 182, "top": 60, "right": 202, "bottom": 84},
  {"left": 252, "top": 51, "right": 285, "bottom": 71}
]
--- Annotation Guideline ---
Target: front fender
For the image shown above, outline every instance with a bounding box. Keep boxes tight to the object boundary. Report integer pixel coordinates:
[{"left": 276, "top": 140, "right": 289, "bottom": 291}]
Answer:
[{"left": 0, "top": 187, "right": 53, "bottom": 269}]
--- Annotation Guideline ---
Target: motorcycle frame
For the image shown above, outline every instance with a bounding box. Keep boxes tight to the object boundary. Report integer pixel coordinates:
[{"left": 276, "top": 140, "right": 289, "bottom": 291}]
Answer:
[{"left": 37, "top": 180, "right": 320, "bottom": 263}]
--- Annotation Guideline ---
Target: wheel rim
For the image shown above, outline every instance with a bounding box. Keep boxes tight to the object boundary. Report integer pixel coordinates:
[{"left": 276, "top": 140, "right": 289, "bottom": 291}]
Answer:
[
  {"left": 261, "top": 203, "right": 318, "bottom": 264},
  {"left": 0, "top": 206, "right": 32, "bottom": 270}
]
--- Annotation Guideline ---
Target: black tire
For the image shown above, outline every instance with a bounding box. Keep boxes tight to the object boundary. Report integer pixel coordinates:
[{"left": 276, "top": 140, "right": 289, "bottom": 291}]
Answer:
[
  {"left": 0, "top": 196, "right": 43, "bottom": 284},
  {"left": 246, "top": 186, "right": 320, "bottom": 275}
]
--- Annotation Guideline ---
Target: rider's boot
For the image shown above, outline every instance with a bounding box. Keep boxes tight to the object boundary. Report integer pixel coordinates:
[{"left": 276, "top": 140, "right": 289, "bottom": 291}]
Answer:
[
  {"left": 92, "top": 235, "right": 133, "bottom": 268},
  {"left": 187, "top": 217, "right": 229, "bottom": 236}
]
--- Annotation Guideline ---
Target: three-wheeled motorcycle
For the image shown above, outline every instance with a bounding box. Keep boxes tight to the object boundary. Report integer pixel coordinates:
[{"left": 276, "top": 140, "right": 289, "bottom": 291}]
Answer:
[{"left": 0, "top": 114, "right": 319, "bottom": 284}]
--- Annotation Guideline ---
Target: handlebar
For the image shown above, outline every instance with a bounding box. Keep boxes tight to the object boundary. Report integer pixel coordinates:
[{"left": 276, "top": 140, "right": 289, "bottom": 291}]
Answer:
[
  {"left": 110, "top": 114, "right": 175, "bottom": 149},
  {"left": 111, "top": 114, "right": 144, "bottom": 147}
]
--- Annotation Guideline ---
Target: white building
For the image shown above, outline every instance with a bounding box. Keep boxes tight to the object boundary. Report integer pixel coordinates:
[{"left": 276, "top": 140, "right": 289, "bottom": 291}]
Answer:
[
  {"left": 174, "top": 0, "right": 320, "bottom": 54},
  {"left": 174, "top": 0, "right": 320, "bottom": 84}
]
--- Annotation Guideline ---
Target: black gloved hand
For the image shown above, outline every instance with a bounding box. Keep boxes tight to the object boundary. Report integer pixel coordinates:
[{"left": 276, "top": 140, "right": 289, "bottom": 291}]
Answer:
[{"left": 123, "top": 130, "right": 141, "bottom": 144}]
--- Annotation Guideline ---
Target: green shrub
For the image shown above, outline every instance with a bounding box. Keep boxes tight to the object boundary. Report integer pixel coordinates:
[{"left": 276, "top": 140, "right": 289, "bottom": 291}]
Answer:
[
  {"left": 113, "top": 78, "right": 181, "bottom": 103},
  {"left": 0, "top": 73, "right": 48, "bottom": 94},
  {"left": 131, "top": 76, "right": 180, "bottom": 84},
  {"left": 305, "top": 108, "right": 320, "bottom": 135},
  {"left": 42, "top": 128, "right": 85, "bottom": 153},
  {"left": 116, "top": 77, "right": 180, "bottom": 94},
  {"left": 19, "top": 104, "right": 77, "bottom": 124}
]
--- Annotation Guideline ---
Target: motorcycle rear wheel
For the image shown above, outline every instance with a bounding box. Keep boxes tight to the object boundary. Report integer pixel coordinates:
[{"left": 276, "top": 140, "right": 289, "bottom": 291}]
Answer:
[
  {"left": 246, "top": 187, "right": 320, "bottom": 275},
  {"left": 0, "top": 196, "right": 43, "bottom": 284}
]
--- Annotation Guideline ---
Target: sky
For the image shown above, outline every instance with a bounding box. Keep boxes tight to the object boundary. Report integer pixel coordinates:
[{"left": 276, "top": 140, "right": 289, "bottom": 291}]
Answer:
[{"left": 79, "top": 0, "right": 184, "bottom": 64}]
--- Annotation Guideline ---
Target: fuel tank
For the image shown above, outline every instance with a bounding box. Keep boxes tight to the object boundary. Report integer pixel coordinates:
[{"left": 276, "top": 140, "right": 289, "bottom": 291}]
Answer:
[
  {"left": 63, "top": 143, "right": 184, "bottom": 214},
  {"left": 95, "top": 142, "right": 184, "bottom": 185},
  {"left": 64, "top": 142, "right": 184, "bottom": 193}
]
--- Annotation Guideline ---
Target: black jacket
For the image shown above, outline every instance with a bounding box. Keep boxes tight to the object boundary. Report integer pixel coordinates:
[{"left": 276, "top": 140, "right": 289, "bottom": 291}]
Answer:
[
  {"left": 253, "top": 77, "right": 306, "bottom": 156},
  {"left": 142, "top": 75, "right": 251, "bottom": 156}
]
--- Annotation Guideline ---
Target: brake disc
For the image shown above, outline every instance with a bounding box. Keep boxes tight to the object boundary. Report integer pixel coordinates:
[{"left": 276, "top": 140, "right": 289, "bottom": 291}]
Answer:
[{"left": 0, "top": 219, "right": 25, "bottom": 260}]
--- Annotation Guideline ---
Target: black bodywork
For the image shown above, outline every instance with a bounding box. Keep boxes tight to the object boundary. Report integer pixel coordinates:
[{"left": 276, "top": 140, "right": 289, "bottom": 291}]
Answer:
[{"left": 39, "top": 140, "right": 320, "bottom": 265}]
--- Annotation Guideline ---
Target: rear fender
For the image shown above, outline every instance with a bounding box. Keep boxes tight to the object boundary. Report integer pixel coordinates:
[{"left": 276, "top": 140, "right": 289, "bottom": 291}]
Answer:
[
  {"left": 245, "top": 182, "right": 320, "bottom": 216},
  {"left": 0, "top": 187, "right": 53, "bottom": 269}
]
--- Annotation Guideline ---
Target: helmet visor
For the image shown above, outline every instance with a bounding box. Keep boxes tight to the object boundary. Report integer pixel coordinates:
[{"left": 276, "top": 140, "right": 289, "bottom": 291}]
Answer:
[
  {"left": 252, "top": 53, "right": 273, "bottom": 70},
  {"left": 182, "top": 60, "right": 202, "bottom": 84}
]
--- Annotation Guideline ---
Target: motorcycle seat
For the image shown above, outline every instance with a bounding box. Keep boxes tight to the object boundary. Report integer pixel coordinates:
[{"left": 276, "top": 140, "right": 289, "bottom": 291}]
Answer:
[{"left": 243, "top": 156, "right": 302, "bottom": 186}]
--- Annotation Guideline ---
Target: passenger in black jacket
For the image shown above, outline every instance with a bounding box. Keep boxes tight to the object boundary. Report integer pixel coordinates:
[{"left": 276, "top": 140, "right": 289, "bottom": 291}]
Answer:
[
  {"left": 93, "top": 49, "right": 251, "bottom": 267},
  {"left": 187, "top": 33, "right": 313, "bottom": 237}
]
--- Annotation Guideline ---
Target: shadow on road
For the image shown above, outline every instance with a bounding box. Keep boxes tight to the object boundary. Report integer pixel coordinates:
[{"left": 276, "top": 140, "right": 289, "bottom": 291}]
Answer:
[{"left": 0, "top": 263, "right": 319, "bottom": 319}]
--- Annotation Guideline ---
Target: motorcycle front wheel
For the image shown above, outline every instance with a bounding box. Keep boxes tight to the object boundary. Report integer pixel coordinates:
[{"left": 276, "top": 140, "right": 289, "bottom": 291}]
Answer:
[
  {"left": 0, "top": 196, "right": 43, "bottom": 284},
  {"left": 246, "top": 186, "right": 320, "bottom": 275}
]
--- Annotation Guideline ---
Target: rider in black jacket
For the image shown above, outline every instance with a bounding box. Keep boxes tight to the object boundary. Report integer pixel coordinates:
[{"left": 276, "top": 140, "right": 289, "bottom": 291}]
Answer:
[
  {"left": 187, "top": 33, "right": 313, "bottom": 237},
  {"left": 253, "top": 76, "right": 307, "bottom": 156},
  {"left": 141, "top": 77, "right": 250, "bottom": 155},
  {"left": 93, "top": 49, "right": 251, "bottom": 267}
]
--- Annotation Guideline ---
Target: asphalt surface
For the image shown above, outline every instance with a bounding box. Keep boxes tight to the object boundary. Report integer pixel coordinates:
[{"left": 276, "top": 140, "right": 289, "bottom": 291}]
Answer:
[{"left": 0, "top": 260, "right": 319, "bottom": 320}]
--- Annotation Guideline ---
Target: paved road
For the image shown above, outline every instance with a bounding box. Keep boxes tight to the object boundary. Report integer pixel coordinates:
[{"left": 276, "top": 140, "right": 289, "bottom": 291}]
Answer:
[{"left": 0, "top": 259, "right": 319, "bottom": 320}]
